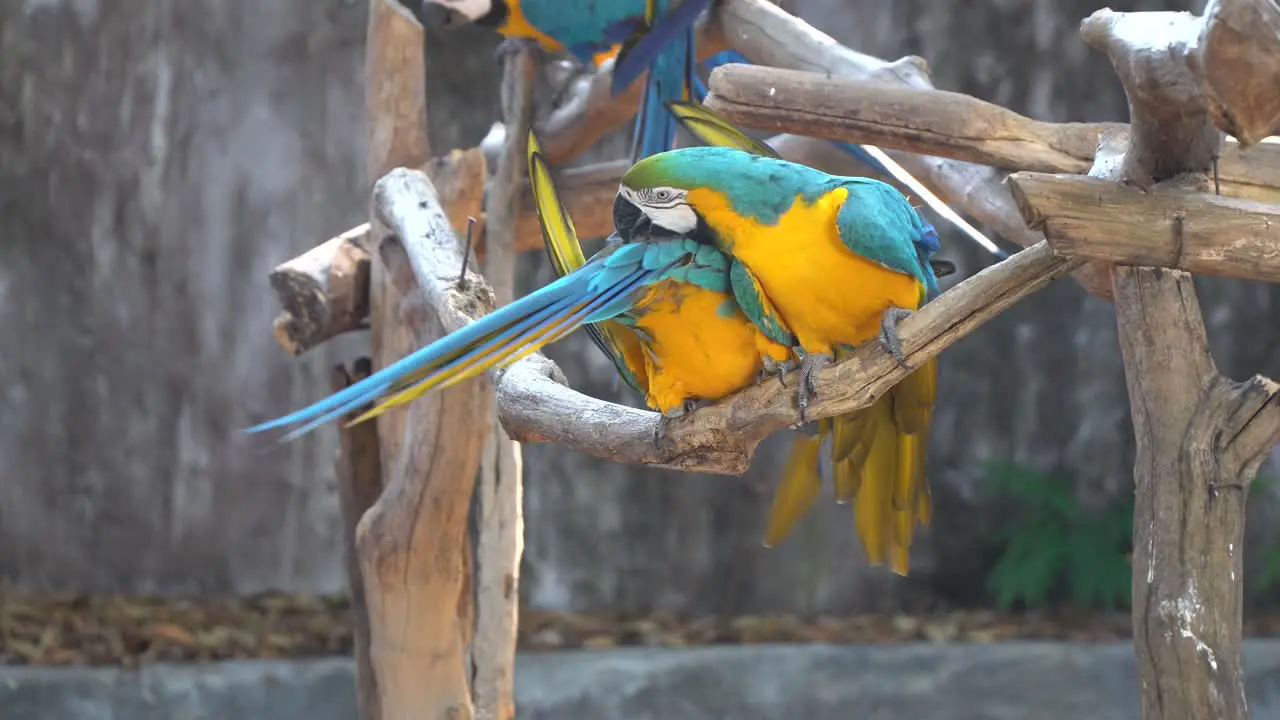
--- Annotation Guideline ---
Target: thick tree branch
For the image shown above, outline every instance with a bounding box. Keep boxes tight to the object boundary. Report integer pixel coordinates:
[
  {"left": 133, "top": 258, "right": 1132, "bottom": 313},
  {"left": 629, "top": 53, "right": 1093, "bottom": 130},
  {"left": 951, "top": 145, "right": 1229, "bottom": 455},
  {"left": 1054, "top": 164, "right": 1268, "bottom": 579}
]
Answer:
[
  {"left": 703, "top": 64, "right": 1280, "bottom": 203},
  {"left": 705, "top": 64, "right": 1113, "bottom": 174},
  {"left": 496, "top": 242, "right": 1080, "bottom": 474},
  {"left": 1008, "top": 172, "right": 1280, "bottom": 284},
  {"left": 269, "top": 225, "right": 371, "bottom": 356}
]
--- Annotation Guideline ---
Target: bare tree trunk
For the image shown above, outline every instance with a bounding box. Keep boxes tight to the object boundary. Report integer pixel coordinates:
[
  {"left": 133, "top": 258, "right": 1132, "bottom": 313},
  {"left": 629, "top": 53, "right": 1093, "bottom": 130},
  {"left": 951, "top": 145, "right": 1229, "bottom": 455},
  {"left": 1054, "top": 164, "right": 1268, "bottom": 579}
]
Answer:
[{"left": 471, "top": 48, "right": 536, "bottom": 720}]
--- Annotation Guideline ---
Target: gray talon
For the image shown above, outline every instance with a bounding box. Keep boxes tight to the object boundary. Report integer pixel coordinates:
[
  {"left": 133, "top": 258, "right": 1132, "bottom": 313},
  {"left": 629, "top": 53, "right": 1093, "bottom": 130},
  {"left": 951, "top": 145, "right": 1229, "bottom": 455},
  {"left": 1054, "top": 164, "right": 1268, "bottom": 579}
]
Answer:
[
  {"left": 796, "top": 352, "right": 833, "bottom": 424},
  {"left": 758, "top": 356, "right": 796, "bottom": 387},
  {"left": 879, "top": 306, "right": 914, "bottom": 370}
]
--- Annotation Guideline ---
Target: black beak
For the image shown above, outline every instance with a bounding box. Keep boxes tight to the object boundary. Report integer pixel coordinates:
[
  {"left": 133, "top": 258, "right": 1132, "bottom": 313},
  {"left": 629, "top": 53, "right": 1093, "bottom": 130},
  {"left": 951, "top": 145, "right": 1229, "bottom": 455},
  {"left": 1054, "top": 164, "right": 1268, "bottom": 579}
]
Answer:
[
  {"left": 929, "top": 259, "right": 957, "bottom": 278},
  {"left": 613, "top": 194, "right": 647, "bottom": 241}
]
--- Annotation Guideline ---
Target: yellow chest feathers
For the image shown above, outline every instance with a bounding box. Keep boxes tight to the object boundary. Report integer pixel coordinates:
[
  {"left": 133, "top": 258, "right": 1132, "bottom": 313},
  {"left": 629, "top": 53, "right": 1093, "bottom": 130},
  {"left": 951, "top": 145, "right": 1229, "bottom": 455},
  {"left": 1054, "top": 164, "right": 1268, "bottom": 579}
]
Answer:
[
  {"left": 632, "top": 281, "right": 791, "bottom": 414},
  {"left": 686, "top": 185, "right": 923, "bottom": 353}
]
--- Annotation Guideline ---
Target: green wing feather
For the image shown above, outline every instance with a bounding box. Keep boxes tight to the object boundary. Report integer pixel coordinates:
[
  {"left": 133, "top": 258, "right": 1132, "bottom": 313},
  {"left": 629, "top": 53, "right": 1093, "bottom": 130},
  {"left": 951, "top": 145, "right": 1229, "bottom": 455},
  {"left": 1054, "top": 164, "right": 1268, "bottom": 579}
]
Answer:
[
  {"left": 727, "top": 258, "right": 794, "bottom": 348},
  {"left": 527, "top": 130, "right": 648, "bottom": 395}
]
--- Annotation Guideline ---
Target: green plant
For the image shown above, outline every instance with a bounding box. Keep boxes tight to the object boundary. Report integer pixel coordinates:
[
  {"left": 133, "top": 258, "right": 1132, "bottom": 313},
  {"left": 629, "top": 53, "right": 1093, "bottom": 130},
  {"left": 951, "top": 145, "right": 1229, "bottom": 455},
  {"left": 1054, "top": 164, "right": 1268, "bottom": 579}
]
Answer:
[{"left": 983, "top": 461, "right": 1133, "bottom": 611}]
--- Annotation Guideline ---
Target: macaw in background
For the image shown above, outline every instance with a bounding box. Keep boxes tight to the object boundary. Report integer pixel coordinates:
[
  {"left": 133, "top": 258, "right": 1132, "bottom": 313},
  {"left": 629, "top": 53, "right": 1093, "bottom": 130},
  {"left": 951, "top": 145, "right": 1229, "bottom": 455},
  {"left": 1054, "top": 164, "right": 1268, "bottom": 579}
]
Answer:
[
  {"left": 427, "top": 0, "right": 711, "bottom": 161},
  {"left": 613, "top": 140, "right": 946, "bottom": 575},
  {"left": 527, "top": 130, "right": 795, "bottom": 417}
]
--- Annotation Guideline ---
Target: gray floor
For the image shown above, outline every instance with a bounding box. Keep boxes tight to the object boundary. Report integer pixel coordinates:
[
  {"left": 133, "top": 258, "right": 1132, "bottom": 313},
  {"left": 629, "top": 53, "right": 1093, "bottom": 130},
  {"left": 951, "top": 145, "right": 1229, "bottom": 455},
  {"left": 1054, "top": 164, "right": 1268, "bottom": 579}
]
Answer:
[{"left": 5, "top": 642, "right": 1280, "bottom": 720}]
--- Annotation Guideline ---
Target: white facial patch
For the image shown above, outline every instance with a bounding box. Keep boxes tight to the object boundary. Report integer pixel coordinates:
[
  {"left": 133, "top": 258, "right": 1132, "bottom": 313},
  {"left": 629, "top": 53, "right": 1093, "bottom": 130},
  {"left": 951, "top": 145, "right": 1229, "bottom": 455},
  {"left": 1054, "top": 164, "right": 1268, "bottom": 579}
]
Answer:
[
  {"left": 621, "top": 185, "right": 697, "bottom": 235},
  {"left": 426, "top": 0, "right": 492, "bottom": 20}
]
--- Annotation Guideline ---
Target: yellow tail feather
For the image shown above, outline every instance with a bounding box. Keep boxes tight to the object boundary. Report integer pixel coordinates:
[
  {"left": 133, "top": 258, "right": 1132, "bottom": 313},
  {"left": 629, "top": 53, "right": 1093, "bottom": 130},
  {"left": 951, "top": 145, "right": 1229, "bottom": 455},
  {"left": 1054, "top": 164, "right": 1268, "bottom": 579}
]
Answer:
[{"left": 763, "top": 433, "right": 824, "bottom": 548}]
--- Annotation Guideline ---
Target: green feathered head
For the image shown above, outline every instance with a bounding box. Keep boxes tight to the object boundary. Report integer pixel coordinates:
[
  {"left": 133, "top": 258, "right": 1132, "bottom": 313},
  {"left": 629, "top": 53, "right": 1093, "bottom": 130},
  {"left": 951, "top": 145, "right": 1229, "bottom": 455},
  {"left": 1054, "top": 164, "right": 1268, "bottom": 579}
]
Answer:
[{"left": 616, "top": 146, "right": 814, "bottom": 241}]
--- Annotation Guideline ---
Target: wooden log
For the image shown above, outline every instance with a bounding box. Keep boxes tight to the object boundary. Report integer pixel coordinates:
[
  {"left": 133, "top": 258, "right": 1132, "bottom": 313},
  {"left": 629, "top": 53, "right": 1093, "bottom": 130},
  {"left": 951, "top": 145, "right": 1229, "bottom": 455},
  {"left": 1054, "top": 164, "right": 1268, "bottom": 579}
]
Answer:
[
  {"left": 497, "top": 242, "right": 1081, "bottom": 474},
  {"left": 704, "top": 64, "right": 1112, "bottom": 174},
  {"left": 1080, "top": 6, "right": 1280, "bottom": 719},
  {"left": 703, "top": 64, "right": 1280, "bottom": 203},
  {"left": 1008, "top": 172, "right": 1280, "bottom": 284},
  {"left": 269, "top": 226, "right": 370, "bottom": 356}
]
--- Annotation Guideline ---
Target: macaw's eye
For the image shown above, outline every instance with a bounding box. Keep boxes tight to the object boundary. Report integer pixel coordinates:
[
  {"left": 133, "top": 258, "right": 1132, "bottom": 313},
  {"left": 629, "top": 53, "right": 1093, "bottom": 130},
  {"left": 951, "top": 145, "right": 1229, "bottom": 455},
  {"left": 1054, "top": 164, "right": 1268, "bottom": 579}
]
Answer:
[{"left": 653, "top": 189, "right": 673, "bottom": 202}]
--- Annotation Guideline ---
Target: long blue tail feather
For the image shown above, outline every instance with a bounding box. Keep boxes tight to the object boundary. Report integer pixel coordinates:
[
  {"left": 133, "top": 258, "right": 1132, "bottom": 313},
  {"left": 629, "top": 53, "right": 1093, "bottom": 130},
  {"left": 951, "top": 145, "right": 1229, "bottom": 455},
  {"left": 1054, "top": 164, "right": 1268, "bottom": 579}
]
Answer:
[{"left": 245, "top": 245, "right": 678, "bottom": 441}]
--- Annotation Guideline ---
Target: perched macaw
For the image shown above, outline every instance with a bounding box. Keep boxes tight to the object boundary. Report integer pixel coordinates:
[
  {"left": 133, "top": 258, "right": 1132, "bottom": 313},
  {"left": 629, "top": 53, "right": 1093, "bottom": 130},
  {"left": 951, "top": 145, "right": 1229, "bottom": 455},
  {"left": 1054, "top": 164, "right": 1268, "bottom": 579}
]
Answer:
[
  {"left": 527, "top": 130, "right": 793, "bottom": 417},
  {"left": 427, "top": 0, "right": 711, "bottom": 161},
  {"left": 613, "top": 144, "right": 944, "bottom": 575}
]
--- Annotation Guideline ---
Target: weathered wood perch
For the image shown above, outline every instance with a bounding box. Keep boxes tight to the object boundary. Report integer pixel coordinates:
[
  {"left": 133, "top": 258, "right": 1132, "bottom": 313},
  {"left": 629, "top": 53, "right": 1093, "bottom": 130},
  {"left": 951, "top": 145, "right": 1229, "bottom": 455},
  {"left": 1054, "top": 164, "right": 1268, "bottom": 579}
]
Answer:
[
  {"left": 1073, "top": 5, "right": 1280, "bottom": 719},
  {"left": 1008, "top": 172, "right": 1280, "bottom": 284},
  {"left": 498, "top": 242, "right": 1079, "bottom": 474},
  {"left": 702, "top": 64, "right": 1280, "bottom": 204}
]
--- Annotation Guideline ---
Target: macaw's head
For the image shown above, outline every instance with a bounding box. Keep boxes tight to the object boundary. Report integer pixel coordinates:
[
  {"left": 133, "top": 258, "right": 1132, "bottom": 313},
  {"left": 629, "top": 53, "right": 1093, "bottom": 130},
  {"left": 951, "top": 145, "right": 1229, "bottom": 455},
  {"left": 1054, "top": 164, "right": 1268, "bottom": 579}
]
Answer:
[
  {"left": 614, "top": 150, "right": 714, "bottom": 242},
  {"left": 423, "top": 0, "right": 504, "bottom": 28},
  {"left": 615, "top": 146, "right": 774, "bottom": 242}
]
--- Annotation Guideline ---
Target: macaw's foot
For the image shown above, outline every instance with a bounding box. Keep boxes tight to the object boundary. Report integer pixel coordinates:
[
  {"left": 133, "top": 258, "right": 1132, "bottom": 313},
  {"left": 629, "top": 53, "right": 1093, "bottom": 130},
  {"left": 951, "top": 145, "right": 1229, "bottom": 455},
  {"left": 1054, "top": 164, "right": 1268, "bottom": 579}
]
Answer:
[
  {"left": 494, "top": 37, "right": 542, "bottom": 63},
  {"left": 652, "top": 398, "right": 705, "bottom": 447},
  {"left": 879, "top": 306, "right": 915, "bottom": 371},
  {"left": 757, "top": 356, "right": 796, "bottom": 387},
  {"left": 796, "top": 352, "right": 832, "bottom": 424}
]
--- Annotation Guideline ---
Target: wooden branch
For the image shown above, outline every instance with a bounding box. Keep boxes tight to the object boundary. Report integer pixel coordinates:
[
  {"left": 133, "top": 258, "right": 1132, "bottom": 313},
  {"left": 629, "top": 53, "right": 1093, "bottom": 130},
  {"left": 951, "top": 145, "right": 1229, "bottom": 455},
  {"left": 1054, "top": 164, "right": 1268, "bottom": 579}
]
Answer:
[
  {"left": 269, "top": 226, "right": 370, "bottom": 356},
  {"left": 1082, "top": 5, "right": 1280, "bottom": 719},
  {"left": 703, "top": 64, "right": 1280, "bottom": 203},
  {"left": 1008, "top": 172, "right": 1280, "bottom": 284},
  {"left": 331, "top": 359, "right": 383, "bottom": 720},
  {"left": 496, "top": 242, "right": 1080, "bottom": 474},
  {"left": 1198, "top": 0, "right": 1280, "bottom": 146},
  {"left": 361, "top": 169, "right": 494, "bottom": 720},
  {"left": 704, "top": 0, "right": 1112, "bottom": 300},
  {"left": 470, "top": 48, "right": 534, "bottom": 720},
  {"left": 704, "top": 64, "right": 1113, "bottom": 174}
]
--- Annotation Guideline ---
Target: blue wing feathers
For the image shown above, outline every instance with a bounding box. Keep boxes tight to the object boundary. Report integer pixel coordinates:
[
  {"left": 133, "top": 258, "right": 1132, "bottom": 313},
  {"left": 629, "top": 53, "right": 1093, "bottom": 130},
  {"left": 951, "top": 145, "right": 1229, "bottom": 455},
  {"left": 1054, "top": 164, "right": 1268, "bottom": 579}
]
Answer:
[{"left": 246, "top": 240, "right": 691, "bottom": 439}]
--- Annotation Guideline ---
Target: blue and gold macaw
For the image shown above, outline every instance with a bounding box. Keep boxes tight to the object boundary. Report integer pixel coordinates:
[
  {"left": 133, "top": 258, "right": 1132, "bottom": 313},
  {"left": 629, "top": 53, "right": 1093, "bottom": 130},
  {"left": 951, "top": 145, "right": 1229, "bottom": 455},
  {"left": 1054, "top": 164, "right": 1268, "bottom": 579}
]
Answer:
[
  {"left": 613, "top": 142, "right": 945, "bottom": 575},
  {"left": 428, "top": 0, "right": 710, "bottom": 161},
  {"left": 527, "top": 130, "right": 794, "bottom": 417}
]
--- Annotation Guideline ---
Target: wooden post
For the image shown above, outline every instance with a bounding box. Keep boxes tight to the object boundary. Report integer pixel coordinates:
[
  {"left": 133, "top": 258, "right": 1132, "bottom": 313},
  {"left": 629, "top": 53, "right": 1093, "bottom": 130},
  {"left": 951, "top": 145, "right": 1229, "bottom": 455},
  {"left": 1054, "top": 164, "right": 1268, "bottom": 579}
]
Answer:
[
  {"left": 356, "top": 1, "right": 493, "bottom": 718},
  {"left": 470, "top": 48, "right": 536, "bottom": 720},
  {"left": 1072, "top": 7, "right": 1280, "bottom": 718}
]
